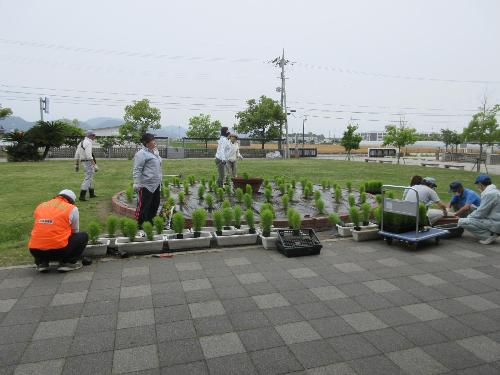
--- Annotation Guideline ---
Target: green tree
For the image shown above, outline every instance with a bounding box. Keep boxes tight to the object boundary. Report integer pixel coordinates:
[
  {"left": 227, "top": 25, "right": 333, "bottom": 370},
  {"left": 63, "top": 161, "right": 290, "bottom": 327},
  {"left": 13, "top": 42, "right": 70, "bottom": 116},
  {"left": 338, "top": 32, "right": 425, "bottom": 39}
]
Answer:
[
  {"left": 26, "top": 120, "right": 77, "bottom": 159},
  {"left": 463, "top": 104, "right": 500, "bottom": 172},
  {"left": 0, "top": 106, "right": 13, "bottom": 120},
  {"left": 186, "top": 113, "right": 221, "bottom": 148},
  {"left": 4, "top": 130, "right": 41, "bottom": 161},
  {"left": 382, "top": 122, "right": 417, "bottom": 164},
  {"left": 234, "top": 95, "right": 285, "bottom": 149},
  {"left": 340, "top": 123, "right": 362, "bottom": 160},
  {"left": 119, "top": 99, "right": 161, "bottom": 144},
  {"left": 440, "top": 129, "right": 455, "bottom": 152},
  {"left": 97, "top": 136, "right": 121, "bottom": 158}
]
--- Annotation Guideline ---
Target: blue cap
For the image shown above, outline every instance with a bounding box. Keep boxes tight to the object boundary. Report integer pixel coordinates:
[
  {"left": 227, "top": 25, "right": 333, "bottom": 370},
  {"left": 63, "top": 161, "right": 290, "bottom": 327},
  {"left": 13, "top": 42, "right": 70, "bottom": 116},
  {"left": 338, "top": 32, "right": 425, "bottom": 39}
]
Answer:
[{"left": 474, "top": 174, "right": 491, "bottom": 184}]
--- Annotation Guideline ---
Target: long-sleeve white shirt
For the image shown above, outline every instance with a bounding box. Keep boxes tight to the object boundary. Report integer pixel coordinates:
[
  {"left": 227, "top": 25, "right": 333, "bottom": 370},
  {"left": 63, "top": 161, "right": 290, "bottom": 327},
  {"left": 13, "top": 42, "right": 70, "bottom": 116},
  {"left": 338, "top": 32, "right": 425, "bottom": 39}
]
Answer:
[
  {"left": 227, "top": 141, "right": 242, "bottom": 162},
  {"left": 74, "top": 137, "right": 94, "bottom": 161},
  {"left": 215, "top": 136, "right": 231, "bottom": 161}
]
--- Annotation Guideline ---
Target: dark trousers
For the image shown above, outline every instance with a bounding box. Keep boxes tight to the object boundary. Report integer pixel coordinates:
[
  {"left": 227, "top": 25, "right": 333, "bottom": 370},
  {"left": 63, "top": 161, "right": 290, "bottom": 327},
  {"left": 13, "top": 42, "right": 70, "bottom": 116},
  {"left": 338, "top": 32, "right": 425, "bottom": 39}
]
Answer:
[
  {"left": 30, "top": 232, "right": 88, "bottom": 265},
  {"left": 135, "top": 186, "right": 161, "bottom": 227}
]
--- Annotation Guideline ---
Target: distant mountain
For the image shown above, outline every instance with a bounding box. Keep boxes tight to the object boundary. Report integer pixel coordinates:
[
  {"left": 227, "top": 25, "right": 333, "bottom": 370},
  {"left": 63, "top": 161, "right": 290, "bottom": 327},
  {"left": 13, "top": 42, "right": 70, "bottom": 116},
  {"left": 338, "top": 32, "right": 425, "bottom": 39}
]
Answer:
[
  {"left": 0, "top": 116, "right": 34, "bottom": 131},
  {"left": 155, "top": 126, "right": 187, "bottom": 138},
  {"left": 85, "top": 117, "right": 123, "bottom": 129}
]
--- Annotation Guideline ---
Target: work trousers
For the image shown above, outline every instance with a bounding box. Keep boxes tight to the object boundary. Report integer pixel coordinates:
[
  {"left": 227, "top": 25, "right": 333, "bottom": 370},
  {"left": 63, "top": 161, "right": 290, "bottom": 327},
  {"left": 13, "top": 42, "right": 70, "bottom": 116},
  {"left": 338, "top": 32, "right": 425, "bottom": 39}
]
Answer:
[
  {"left": 80, "top": 161, "right": 95, "bottom": 191},
  {"left": 30, "top": 232, "right": 88, "bottom": 265},
  {"left": 458, "top": 217, "right": 497, "bottom": 240},
  {"left": 226, "top": 160, "right": 237, "bottom": 178},
  {"left": 135, "top": 186, "right": 161, "bottom": 227},
  {"left": 215, "top": 158, "right": 226, "bottom": 187}
]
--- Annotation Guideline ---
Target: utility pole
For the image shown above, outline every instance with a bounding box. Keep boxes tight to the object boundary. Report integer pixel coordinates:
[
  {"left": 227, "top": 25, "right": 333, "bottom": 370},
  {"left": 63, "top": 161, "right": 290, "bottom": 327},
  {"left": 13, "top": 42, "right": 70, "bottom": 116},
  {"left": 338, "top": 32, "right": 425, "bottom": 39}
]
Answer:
[
  {"left": 270, "top": 49, "right": 291, "bottom": 158},
  {"left": 302, "top": 115, "right": 308, "bottom": 156},
  {"left": 39, "top": 97, "right": 49, "bottom": 121}
]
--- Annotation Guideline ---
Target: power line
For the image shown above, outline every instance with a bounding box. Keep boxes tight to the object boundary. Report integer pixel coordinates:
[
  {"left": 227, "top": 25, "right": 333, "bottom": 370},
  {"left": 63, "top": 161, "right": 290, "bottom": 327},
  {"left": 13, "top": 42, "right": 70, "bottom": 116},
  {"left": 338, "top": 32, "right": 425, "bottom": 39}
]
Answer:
[{"left": 1, "top": 37, "right": 499, "bottom": 85}]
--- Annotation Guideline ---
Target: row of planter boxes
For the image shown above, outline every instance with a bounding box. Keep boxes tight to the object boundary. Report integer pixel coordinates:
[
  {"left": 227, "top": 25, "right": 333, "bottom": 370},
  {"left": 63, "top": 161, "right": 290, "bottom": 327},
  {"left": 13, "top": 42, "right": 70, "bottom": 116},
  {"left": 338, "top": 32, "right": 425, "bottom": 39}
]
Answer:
[
  {"left": 84, "top": 227, "right": 280, "bottom": 257},
  {"left": 336, "top": 222, "right": 381, "bottom": 242}
]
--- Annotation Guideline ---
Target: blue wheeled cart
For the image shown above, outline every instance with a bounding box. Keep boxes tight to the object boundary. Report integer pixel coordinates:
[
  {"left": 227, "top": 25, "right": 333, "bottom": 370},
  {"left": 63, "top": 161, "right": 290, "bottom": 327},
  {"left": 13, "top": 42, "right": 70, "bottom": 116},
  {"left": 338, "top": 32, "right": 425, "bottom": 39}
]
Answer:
[{"left": 378, "top": 185, "right": 448, "bottom": 249}]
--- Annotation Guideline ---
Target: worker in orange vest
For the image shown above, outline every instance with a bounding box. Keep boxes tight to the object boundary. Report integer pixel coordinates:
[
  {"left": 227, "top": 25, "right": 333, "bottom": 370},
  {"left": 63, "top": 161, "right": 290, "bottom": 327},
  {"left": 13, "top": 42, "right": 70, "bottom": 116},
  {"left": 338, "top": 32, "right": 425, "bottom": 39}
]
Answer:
[{"left": 28, "top": 189, "right": 88, "bottom": 272}]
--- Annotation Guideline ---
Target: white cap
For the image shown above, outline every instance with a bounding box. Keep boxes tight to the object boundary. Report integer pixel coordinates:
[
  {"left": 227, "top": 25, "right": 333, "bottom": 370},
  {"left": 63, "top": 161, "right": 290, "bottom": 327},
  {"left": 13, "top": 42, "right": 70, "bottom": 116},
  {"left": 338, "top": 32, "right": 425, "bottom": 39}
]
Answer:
[
  {"left": 58, "top": 189, "right": 76, "bottom": 203},
  {"left": 85, "top": 130, "right": 96, "bottom": 137}
]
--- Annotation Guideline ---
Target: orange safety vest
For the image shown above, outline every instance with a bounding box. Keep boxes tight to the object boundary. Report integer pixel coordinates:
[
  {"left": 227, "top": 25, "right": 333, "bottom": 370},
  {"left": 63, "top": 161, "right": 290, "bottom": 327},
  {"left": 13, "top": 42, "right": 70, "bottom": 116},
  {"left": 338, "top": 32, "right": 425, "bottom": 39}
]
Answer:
[{"left": 28, "top": 197, "right": 74, "bottom": 250}]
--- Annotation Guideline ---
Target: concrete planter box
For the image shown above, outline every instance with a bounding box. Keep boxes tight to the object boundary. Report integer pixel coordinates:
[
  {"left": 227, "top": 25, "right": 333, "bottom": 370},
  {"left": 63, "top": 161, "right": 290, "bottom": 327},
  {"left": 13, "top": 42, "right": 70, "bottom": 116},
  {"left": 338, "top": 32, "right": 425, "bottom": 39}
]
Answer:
[
  {"left": 162, "top": 229, "right": 190, "bottom": 236},
  {"left": 260, "top": 232, "right": 279, "bottom": 250},
  {"left": 213, "top": 229, "right": 259, "bottom": 247},
  {"left": 336, "top": 223, "right": 354, "bottom": 237},
  {"left": 99, "top": 235, "right": 117, "bottom": 247},
  {"left": 115, "top": 235, "right": 164, "bottom": 254},
  {"left": 359, "top": 223, "right": 378, "bottom": 230},
  {"left": 166, "top": 231, "right": 212, "bottom": 251},
  {"left": 352, "top": 228, "right": 380, "bottom": 242},
  {"left": 84, "top": 239, "right": 110, "bottom": 257}
]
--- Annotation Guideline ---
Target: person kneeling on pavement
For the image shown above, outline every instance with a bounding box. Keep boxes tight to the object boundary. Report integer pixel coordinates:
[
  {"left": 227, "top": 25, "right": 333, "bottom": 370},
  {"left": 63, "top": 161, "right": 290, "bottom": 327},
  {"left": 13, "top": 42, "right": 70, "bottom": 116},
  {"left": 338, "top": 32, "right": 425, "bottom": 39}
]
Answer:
[
  {"left": 448, "top": 181, "right": 481, "bottom": 218},
  {"left": 458, "top": 174, "right": 500, "bottom": 245},
  {"left": 28, "top": 189, "right": 88, "bottom": 272}
]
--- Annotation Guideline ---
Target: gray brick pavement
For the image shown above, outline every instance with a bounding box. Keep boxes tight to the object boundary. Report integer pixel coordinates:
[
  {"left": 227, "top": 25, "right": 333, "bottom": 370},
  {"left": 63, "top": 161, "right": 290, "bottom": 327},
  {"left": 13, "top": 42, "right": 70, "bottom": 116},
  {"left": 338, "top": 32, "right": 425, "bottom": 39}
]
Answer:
[{"left": 0, "top": 233, "right": 499, "bottom": 374}]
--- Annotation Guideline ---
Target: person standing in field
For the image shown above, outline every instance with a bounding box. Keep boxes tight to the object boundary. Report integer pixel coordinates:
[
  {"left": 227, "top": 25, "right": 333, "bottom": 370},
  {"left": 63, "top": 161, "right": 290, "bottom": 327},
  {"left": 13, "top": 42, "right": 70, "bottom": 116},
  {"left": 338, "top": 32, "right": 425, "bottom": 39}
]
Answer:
[
  {"left": 214, "top": 126, "right": 231, "bottom": 187},
  {"left": 74, "top": 130, "right": 98, "bottom": 201},
  {"left": 226, "top": 133, "right": 243, "bottom": 177},
  {"left": 133, "top": 133, "right": 163, "bottom": 228}
]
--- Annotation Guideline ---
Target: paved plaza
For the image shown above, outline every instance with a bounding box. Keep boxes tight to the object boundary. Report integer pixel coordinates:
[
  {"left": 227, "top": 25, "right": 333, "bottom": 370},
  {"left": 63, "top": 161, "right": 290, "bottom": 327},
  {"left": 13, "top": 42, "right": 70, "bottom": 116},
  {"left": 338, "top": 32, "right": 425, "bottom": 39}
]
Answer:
[{"left": 1, "top": 234, "right": 500, "bottom": 375}]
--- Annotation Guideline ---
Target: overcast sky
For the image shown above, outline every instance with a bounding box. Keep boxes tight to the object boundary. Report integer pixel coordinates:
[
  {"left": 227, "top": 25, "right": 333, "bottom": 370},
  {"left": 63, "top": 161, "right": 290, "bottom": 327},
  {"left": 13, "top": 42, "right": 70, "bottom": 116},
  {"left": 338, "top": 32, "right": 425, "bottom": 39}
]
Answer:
[{"left": 1, "top": 0, "right": 499, "bottom": 135}]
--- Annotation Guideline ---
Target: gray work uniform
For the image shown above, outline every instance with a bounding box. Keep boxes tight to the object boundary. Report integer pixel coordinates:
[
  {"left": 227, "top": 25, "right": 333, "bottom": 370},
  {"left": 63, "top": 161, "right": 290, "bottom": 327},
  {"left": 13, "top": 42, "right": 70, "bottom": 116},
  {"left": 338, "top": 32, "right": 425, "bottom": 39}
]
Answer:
[
  {"left": 459, "top": 185, "right": 500, "bottom": 240},
  {"left": 214, "top": 136, "right": 231, "bottom": 187},
  {"left": 75, "top": 137, "right": 95, "bottom": 191}
]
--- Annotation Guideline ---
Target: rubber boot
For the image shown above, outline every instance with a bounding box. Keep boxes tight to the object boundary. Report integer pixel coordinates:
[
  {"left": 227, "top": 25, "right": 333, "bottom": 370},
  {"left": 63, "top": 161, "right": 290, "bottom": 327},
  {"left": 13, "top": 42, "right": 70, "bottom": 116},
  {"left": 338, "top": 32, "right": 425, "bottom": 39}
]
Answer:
[
  {"left": 89, "top": 188, "right": 97, "bottom": 198},
  {"left": 79, "top": 190, "right": 87, "bottom": 201}
]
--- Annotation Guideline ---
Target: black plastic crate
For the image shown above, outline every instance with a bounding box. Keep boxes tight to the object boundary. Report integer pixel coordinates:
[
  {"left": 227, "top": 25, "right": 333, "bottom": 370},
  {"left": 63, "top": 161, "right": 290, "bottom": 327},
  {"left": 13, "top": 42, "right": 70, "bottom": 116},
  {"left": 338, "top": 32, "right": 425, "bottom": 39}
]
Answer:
[{"left": 277, "top": 229, "right": 323, "bottom": 257}]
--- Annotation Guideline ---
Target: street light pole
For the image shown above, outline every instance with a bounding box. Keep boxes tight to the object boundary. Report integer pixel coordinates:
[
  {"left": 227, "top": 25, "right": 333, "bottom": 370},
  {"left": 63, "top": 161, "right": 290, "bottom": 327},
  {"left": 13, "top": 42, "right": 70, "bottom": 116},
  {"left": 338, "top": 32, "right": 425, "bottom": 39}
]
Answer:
[{"left": 302, "top": 116, "right": 307, "bottom": 156}]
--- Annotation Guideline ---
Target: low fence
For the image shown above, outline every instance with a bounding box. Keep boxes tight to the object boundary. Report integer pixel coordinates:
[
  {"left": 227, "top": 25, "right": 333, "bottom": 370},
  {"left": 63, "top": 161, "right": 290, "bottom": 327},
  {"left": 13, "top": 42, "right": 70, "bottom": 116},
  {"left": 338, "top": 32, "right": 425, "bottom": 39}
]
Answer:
[{"left": 439, "top": 152, "right": 500, "bottom": 165}]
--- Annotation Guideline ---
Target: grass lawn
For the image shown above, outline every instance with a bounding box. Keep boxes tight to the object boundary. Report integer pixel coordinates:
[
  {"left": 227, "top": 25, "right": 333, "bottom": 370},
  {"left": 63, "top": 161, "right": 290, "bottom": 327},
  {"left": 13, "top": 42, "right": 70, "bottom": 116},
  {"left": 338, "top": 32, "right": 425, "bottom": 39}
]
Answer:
[{"left": 0, "top": 158, "right": 496, "bottom": 266}]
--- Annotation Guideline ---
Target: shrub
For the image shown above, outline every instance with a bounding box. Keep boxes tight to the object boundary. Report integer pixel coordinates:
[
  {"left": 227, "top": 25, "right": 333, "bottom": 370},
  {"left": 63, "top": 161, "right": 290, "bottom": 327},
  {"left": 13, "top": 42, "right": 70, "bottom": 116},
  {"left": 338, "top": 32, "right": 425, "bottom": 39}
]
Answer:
[
  {"left": 213, "top": 210, "right": 223, "bottom": 232},
  {"left": 314, "top": 190, "right": 321, "bottom": 201},
  {"left": 201, "top": 177, "right": 206, "bottom": 187},
  {"left": 359, "top": 184, "right": 365, "bottom": 194},
  {"left": 281, "top": 194, "right": 289, "bottom": 212},
  {"left": 234, "top": 205, "right": 242, "bottom": 228},
  {"left": 208, "top": 181, "right": 215, "bottom": 192},
  {"left": 172, "top": 176, "right": 180, "bottom": 187},
  {"left": 167, "top": 197, "right": 175, "bottom": 208},
  {"left": 359, "top": 191, "right": 366, "bottom": 204},
  {"left": 327, "top": 180, "right": 331, "bottom": 189},
  {"left": 183, "top": 180, "right": 190, "bottom": 195},
  {"left": 387, "top": 191, "right": 395, "bottom": 199},
  {"left": 225, "top": 184, "right": 232, "bottom": 196},
  {"left": 106, "top": 215, "right": 119, "bottom": 238},
  {"left": 126, "top": 186, "right": 134, "bottom": 203},
  {"left": 260, "top": 203, "right": 275, "bottom": 219},
  {"left": 243, "top": 193, "right": 252, "bottom": 209},
  {"left": 278, "top": 183, "right": 286, "bottom": 195},
  {"left": 419, "top": 203, "right": 428, "bottom": 227},
  {"left": 245, "top": 209, "right": 255, "bottom": 230},
  {"left": 171, "top": 212, "right": 185, "bottom": 235},
  {"left": 364, "top": 180, "right": 382, "bottom": 194},
  {"left": 222, "top": 207, "right": 233, "bottom": 227},
  {"left": 188, "top": 175, "right": 196, "bottom": 186},
  {"left": 87, "top": 221, "right": 101, "bottom": 244},
  {"left": 315, "top": 198, "right": 325, "bottom": 214},
  {"left": 321, "top": 179, "right": 328, "bottom": 190},
  {"left": 235, "top": 188, "right": 244, "bottom": 203},
  {"left": 205, "top": 194, "right": 214, "bottom": 210},
  {"left": 361, "top": 202, "right": 371, "bottom": 225},
  {"left": 198, "top": 185, "right": 206, "bottom": 200},
  {"left": 163, "top": 186, "right": 170, "bottom": 199},
  {"left": 120, "top": 217, "right": 128, "bottom": 236},
  {"left": 289, "top": 210, "right": 301, "bottom": 230},
  {"left": 153, "top": 216, "right": 165, "bottom": 235},
  {"left": 263, "top": 177, "right": 269, "bottom": 187},
  {"left": 222, "top": 198, "right": 231, "bottom": 209},
  {"left": 334, "top": 186, "right": 342, "bottom": 204},
  {"left": 291, "top": 178, "right": 296, "bottom": 189},
  {"left": 260, "top": 209, "right": 274, "bottom": 236},
  {"left": 349, "top": 207, "right": 360, "bottom": 228},
  {"left": 328, "top": 213, "right": 340, "bottom": 226},
  {"left": 348, "top": 194, "right": 356, "bottom": 207},
  {"left": 178, "top": 191, "right": 185, "bottom": 206},
  {"left": 243, "top": 172, "right": 249, "bottom": 179},
  {"left": 346, "top": 181, "right": 352, "bottom": 192},
  {"left": 287, "top": 207, "right": 296, "bottom": 226},
  {"left": 124, "top": 218, "right": 138, "bottom": 241},
  {"left": 303, "top": 185, "right": 312, "bottom": 199},
  {"left": 300, "top": 178, "right": 307, "bottom": 190},
  {"left": 142, "top": 221, "right": 154, "bottom": 241},
  {"left": 376, "top": 195, "right": 382, "bottom": 205},
  {"left": 191, "top": 208, "right": 207, "bottom": 233},
  {"left": 245, "top": 184, "right": 253, "bottom": 195},
  {"left": 216, "top": 188, "right": 224, "bottom": 202},
  {"left": 264, "top": 187, "right": 272, "bottom": 203}
]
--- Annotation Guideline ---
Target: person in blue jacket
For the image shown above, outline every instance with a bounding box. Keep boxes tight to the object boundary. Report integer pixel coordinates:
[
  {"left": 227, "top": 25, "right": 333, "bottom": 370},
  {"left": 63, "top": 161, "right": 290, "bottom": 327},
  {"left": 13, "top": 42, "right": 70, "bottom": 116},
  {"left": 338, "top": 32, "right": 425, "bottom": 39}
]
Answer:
[
  {"left": 458, "top": 174, "right": 500, "bottom": 245},
  {"left": 448, "top": 181, "right": 481, "bottom": 218}
]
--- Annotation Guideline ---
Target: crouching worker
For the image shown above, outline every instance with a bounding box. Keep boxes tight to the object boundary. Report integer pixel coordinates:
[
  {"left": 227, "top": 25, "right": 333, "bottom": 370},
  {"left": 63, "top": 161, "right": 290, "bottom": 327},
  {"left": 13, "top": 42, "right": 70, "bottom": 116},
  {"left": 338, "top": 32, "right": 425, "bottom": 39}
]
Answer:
[
  {"left": 458, "top": 175, "right": 500, "bottom": 245},
  {"left": 448, "top": 181, "right": 481, "bottom": 218},
  {"left": 28, "top": 189, "right": 88, "bottom": 272}
]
